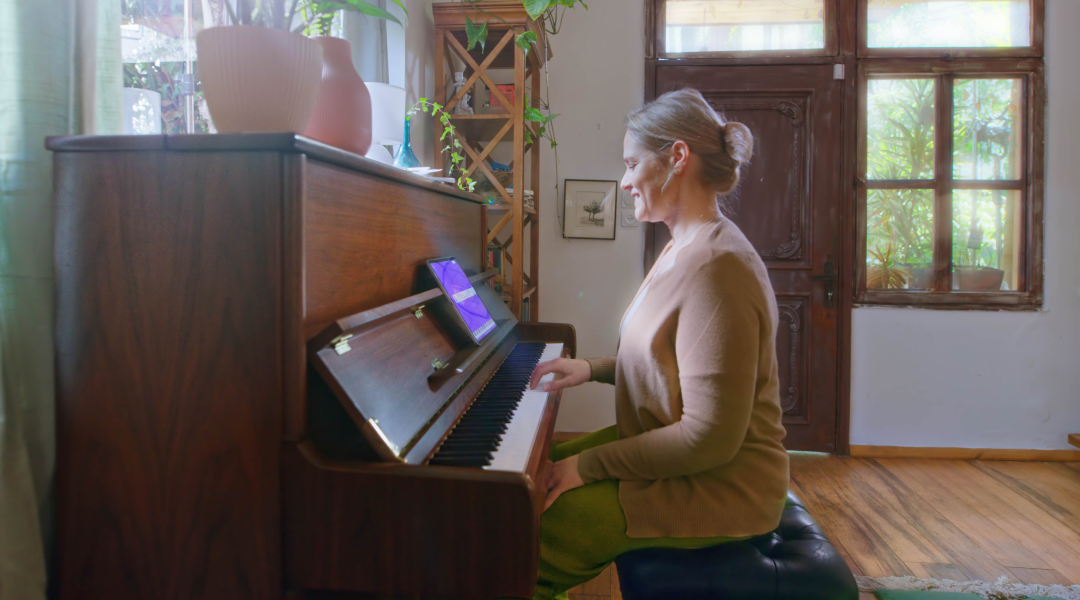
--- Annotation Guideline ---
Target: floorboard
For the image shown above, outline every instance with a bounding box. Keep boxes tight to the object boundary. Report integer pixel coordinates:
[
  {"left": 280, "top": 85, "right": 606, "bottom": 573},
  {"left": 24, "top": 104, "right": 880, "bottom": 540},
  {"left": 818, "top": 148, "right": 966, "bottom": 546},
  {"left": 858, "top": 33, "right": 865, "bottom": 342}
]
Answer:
[{"left": 559, "top": 455, "right": 1080, "bottom": 600}]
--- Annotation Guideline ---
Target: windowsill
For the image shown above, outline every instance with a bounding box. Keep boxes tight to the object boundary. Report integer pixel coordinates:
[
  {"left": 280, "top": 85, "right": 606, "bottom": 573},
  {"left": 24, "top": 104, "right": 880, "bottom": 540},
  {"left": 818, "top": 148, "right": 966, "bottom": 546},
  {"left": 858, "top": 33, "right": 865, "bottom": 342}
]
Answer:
[{"left": 855, "top": 290, "right": 1043, "bottom": 311}]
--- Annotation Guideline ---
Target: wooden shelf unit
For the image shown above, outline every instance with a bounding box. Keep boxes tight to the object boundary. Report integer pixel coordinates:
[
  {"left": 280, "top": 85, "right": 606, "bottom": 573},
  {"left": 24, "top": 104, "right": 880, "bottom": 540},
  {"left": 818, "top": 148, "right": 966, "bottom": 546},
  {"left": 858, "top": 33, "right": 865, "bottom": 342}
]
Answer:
[{"left": 432, "top": 1, "right": 549, "bottom": 322}]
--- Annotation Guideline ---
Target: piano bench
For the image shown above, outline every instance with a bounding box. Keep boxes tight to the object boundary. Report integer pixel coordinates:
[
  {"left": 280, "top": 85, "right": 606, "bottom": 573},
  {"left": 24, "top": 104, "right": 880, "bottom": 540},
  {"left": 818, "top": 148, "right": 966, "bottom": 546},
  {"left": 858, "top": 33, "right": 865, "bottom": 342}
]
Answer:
[{"left": 614, "top": 491, "right": 858, "bottom": 600}]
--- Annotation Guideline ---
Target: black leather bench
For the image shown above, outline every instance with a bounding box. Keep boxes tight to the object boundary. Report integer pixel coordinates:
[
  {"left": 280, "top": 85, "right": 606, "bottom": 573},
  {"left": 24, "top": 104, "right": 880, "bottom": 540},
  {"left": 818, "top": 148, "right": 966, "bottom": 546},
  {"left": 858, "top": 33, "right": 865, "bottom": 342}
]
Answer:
[{"left": 615, "top": 491, "right": 859, "bottom": 600}]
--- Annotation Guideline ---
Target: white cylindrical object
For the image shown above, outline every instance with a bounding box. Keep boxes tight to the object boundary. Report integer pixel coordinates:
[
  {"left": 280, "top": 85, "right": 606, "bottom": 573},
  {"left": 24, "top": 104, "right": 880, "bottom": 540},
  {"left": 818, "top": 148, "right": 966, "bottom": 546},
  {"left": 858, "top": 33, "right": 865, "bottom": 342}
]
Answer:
[{"left": 365, "top": 82, "right": 406, "bottom": 146}]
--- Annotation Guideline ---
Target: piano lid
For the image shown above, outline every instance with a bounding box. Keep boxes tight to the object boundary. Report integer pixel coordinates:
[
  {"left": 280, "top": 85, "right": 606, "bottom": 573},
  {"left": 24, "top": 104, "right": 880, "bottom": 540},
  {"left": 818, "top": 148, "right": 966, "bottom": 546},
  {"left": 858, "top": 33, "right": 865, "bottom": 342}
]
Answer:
[{"left": 308, "top": 269, "right": 517, "bottom": 462}]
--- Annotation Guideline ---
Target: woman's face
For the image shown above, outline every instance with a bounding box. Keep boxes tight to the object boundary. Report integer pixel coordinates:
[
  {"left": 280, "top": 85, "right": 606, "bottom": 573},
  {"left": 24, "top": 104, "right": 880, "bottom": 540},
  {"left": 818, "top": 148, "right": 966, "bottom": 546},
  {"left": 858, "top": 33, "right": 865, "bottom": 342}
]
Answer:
[{"left": 621, "top": 131, "right": 673, "bottom": 224}]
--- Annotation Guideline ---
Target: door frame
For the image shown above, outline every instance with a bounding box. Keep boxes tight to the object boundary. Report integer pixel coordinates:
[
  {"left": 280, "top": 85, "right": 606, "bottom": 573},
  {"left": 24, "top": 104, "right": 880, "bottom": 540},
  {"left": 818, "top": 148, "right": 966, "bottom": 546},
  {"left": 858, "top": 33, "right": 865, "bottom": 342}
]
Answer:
[{"left": 643, "top": 0, "right": 858, "bottom": 455}]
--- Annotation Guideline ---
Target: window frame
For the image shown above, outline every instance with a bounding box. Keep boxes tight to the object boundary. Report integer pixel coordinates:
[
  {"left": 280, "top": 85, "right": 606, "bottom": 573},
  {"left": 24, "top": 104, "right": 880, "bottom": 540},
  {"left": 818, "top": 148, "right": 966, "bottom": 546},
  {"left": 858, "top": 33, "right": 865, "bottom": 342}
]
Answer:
[
  {"left": 855, "top": 58, "right": 1045, "bottom": 309},
  {"left": 857, "top": 0, "right": 1045, "bottom": 59},
  {"left": 651, "top": 0, "right": 841, "bottom": 59}
]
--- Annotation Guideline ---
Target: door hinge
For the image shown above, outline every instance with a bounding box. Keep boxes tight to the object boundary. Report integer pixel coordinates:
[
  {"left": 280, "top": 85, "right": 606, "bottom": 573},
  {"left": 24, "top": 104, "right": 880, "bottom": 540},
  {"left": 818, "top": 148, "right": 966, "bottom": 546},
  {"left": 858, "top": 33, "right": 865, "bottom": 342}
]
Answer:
[
  {"left": 333, "top": 334, "right": 353, "bottom": 355},
  {"left": 833, "top": 64, "right": 845, "bottom": 80}
]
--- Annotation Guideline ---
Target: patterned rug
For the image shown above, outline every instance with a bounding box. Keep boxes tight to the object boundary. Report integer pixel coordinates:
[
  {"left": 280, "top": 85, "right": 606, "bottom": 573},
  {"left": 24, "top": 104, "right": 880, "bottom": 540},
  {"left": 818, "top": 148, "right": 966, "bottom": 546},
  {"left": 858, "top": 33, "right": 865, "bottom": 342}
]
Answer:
[{"left": 857, "top": 575, "right": 1080, "bottom": 600}]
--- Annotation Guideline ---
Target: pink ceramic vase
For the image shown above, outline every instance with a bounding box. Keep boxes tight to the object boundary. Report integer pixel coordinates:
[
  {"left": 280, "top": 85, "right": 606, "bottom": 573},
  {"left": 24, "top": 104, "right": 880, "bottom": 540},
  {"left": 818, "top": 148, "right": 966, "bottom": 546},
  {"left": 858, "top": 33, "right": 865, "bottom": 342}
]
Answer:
[{"left": 304, "top": 36, "right": 372, "bottom": 156}]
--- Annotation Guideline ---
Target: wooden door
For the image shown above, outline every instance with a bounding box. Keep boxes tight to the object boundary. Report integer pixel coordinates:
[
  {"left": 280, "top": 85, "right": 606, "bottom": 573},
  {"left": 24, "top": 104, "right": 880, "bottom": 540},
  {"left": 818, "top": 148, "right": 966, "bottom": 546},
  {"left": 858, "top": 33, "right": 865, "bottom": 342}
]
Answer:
[{"left": 649, "top": 65, "right": 844, "bottom": 452}]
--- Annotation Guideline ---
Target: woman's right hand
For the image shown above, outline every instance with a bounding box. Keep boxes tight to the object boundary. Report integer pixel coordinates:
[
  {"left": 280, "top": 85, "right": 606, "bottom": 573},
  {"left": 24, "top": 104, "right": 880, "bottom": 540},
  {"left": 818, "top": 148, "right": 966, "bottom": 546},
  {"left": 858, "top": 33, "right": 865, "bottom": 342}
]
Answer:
[{"left": 529, "top": 358, "right": 592, "bottom": 393}]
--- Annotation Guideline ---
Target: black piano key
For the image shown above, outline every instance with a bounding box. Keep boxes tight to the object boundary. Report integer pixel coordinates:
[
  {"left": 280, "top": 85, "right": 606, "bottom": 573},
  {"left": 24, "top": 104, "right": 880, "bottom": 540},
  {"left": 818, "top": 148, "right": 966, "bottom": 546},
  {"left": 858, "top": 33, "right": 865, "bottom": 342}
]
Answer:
[{"left": 429, "top": 342, "right": 547, "bottom": 468}]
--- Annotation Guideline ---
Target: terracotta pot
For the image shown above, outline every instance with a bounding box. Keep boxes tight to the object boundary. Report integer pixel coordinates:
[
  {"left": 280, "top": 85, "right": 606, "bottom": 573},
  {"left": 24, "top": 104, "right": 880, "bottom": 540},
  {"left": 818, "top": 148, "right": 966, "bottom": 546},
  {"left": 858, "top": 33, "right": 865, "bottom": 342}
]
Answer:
[
  {"left": 196, "top": 26, "right": 323, "bottom": 133},
  {"left": 956, "top": 266, "right": 1005, "bottom": 291},
  {"left": 304, "top": 36, "right": 372, "bottom": 156}
]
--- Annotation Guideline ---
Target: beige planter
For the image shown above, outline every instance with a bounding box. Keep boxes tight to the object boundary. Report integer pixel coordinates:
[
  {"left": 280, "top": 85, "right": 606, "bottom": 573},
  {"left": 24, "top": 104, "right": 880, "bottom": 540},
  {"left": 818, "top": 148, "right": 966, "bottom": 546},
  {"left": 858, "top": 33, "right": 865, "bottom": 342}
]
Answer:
[{"left": 196, "top": 26, "right": 323, "bottom": 133}]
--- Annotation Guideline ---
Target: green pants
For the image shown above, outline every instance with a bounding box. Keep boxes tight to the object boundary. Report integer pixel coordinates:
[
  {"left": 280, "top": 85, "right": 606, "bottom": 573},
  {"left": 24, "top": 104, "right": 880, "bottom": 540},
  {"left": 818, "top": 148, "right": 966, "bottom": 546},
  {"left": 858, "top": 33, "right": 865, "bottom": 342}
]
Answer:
[{"left": 531, "top": 426, "right": 742, "bottom": 600}]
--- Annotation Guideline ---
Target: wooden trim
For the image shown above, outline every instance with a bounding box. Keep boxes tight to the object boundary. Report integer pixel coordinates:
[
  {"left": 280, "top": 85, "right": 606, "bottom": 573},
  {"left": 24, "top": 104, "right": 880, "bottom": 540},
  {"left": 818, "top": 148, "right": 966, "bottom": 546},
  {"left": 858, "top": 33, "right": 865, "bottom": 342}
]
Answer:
[
  {"left": 1069, "top": 434, "right": 1080, "bottom": 450},
  {"left": 836, "top": 51, "right": 857, "bottom": 457},
  {"left": 850, "top": 444, "right": 1080, "bottom": 462},
  {"left": 856, "top": 0, "right": 1044, "bottom": 59}
]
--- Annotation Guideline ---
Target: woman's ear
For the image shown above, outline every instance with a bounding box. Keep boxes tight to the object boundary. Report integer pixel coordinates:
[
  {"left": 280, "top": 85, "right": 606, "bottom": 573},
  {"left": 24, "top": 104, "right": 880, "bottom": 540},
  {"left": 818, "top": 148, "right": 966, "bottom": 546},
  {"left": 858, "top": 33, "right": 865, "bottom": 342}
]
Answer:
[{"left": 670, "top": 140, "right": 690, "bottom": 174}]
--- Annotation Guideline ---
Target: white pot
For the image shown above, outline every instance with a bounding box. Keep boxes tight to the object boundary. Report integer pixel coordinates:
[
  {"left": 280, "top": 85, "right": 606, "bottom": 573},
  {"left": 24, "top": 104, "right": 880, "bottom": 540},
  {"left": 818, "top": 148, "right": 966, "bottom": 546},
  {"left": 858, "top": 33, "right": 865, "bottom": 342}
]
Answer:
[{"left": 196, "top": 26, "right": 323, "bottom": 134}]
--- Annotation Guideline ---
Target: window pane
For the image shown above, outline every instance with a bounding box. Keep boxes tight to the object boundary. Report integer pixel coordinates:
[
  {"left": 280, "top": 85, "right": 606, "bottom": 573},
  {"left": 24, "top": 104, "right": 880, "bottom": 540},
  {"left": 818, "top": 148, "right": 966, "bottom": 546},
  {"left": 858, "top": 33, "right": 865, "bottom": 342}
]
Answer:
[
  {"left": 953, "top": 79, "right": 1023, "bottom": 180},
  {"left": 665, "top": 0, "right": 825, "bottom": 53},
  {"left": 867, "top": 189, "right": 935, "bottom": 290},
  {"left": 121, "top": 0, "right": 211, "bottom": 134},
  {"left": 867, "top": 79, "right": 936, "bottom": 180},
  {"left": 952, "top": 190, "right": 1021, "bottom": 291},
  {"left": 867, "top": 0, "right": 1030, "bottom": 49}
]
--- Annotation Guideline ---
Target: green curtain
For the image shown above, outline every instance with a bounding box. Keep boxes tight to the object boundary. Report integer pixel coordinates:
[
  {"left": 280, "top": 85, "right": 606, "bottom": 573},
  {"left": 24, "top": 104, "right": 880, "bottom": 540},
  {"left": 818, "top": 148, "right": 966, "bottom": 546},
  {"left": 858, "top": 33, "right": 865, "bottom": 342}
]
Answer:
[{"left": 0, "top": 0, "right": 119, "bottom": 597}]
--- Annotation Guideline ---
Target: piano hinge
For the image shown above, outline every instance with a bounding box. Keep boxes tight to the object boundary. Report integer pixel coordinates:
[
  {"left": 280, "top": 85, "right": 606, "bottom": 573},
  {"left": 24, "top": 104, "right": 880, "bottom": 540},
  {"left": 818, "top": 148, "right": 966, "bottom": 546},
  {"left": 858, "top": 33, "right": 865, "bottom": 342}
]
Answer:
[
  {"left": 413, "top": 305, "right": 426, "bottom": 319},
  {"left": 367, "top": 418, "right": 400, "bottom": 456},
  {"left": 332, "top": 335, "right": 353, "bottom": 355},
  {"left": 431, "top": 357, "right": 448, "bottom": 372}
]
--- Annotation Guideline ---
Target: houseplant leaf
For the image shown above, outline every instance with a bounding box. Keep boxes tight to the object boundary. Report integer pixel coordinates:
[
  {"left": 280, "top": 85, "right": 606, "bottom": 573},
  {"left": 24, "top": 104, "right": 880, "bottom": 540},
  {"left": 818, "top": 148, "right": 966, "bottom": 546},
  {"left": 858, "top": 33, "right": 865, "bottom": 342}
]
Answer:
[
  {"left": 465, "top": 17, "right": 487, "bottom": 52},
  {"left": 523, "top": 0, "right": 553, "bottom": 20},
  {"left": 515, "top": 30, "right": 537, "bottom": 56}
]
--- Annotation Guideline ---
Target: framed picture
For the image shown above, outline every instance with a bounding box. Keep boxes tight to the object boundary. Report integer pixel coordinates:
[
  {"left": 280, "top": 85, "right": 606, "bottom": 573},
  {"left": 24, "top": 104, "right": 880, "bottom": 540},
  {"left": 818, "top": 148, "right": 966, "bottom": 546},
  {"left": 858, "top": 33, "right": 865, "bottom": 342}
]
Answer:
[{"left": 562, "top": 179, "right": 617, "bottom": 240}]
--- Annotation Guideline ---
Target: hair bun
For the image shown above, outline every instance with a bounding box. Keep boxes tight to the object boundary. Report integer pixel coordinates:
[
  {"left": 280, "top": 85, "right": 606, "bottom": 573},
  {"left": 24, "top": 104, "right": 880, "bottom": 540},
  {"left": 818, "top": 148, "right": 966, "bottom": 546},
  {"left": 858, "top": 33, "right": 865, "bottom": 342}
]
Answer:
[{"left": 722, "top": 122, "right": 753, "bottom": 166}]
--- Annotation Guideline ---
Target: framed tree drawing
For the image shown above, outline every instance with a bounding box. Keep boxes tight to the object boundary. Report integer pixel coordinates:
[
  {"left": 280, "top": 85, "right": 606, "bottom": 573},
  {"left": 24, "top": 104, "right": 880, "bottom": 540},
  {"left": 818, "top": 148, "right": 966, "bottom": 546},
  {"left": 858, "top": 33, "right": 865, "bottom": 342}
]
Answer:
[{"left": 562, "top": 179, "right": 617, "bottom": 240}]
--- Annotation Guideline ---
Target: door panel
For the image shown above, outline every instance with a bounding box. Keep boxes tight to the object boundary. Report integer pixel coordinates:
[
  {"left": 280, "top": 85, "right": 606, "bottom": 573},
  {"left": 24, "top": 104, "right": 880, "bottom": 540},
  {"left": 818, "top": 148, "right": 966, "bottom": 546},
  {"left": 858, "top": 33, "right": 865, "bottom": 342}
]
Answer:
[{"left": 651, "top": 65, "right": 843, "bottom": 452}]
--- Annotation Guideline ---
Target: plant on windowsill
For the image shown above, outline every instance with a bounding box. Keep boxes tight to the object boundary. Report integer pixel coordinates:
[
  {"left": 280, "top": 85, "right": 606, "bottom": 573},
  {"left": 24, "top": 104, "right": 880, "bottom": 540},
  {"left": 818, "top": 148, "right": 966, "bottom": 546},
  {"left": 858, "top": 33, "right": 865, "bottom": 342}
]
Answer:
[
  {"left": 867, "top": 243, "right": 910, "bottom": 290},
  {"left": 196, "top": 0, "right": 405, "bottom": 136}
]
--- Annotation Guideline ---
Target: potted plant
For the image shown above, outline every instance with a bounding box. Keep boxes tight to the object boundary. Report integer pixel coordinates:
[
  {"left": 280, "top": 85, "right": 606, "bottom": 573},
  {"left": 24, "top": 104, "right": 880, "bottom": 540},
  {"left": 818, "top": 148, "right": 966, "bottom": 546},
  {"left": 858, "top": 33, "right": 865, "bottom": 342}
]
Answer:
[
  {"left": 955, "top": 221, "right": 1006, "bottom": 291},
  {"left": 196, "top": 0, "right": 405, "bottom": 136}
]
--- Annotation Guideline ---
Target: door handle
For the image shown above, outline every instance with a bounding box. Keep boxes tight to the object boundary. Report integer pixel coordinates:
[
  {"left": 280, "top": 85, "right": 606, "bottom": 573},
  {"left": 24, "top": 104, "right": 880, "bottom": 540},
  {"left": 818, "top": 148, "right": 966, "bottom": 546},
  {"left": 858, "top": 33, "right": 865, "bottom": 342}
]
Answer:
[{"left": 811, "top": 260, "right": 837, "bottom": 308}]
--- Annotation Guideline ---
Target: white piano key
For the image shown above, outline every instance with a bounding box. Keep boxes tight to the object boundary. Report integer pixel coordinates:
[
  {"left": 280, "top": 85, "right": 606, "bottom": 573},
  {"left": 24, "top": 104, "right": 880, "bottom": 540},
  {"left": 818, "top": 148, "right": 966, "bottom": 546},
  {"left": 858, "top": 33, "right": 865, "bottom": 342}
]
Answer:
[{"left": 484, "top": 343, "right": 564, "bottom": 472}]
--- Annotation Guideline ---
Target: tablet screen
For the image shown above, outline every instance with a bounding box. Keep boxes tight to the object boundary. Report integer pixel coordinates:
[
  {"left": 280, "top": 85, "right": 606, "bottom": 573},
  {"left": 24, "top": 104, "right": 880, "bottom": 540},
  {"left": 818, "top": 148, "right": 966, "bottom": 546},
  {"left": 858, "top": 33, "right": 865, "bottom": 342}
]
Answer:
[{"left": 427, "top": 258, "right": 497, "bottom": 343}]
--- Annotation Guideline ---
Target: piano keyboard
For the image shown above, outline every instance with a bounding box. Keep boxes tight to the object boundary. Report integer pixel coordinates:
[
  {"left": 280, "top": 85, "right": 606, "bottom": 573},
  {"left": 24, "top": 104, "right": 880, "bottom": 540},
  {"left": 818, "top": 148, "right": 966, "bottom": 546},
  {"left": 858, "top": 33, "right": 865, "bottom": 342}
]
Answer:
[{"left": 429, "top": 342, "right": 564, "bottom": 472}]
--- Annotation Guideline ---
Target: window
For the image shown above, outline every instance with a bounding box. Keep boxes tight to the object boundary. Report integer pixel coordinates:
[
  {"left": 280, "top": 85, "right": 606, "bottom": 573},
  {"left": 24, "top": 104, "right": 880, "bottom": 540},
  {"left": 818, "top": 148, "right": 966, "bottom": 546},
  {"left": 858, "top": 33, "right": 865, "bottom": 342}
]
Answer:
[
  {"left": 859, "top": 0, "right": 1043, "bottom": 57},
  {"left": 656, "top": 0, "right": 838, "bottom": 58},
  {"left": 120, "top": 0, "right": 400, "bottom": 135},
  {"left": 857, "top": 63, "right": 1043, "bottom": 307},
  {"left": 856, "top": 0, "right": 1044, "bottom": 308},
  {"left": 855, "top": 0, "right": 1044, "bottom": 309}
]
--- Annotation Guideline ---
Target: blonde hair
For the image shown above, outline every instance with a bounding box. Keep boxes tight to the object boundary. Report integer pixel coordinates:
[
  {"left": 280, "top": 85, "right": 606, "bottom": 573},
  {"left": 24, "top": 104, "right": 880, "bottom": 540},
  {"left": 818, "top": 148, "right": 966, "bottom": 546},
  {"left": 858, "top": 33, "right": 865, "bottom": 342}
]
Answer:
[{"left": 625, "top": 88, "right": 753, "bottom": 196}]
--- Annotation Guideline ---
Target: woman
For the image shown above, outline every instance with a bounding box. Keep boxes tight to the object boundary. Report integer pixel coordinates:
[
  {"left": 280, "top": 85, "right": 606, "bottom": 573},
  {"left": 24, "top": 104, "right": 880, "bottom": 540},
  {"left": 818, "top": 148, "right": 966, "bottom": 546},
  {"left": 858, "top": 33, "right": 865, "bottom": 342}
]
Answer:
[{"left": 526, "top": 88, "right": 789, "bottom": 600}]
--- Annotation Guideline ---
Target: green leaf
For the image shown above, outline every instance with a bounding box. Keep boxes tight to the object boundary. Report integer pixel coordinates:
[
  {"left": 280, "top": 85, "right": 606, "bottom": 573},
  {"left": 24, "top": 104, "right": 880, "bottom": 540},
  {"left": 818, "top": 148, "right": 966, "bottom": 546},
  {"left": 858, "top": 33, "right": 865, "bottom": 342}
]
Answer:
[
  {"left": 550, "top": 139, "right": 557, "bottom": 149},
  {"left": 465, "top": 17, "right": 488, "bottom": 52},
  {"left": 515, "top": 30, "right": 537, "bottom": 56},
  {"left": 522, "top": 0, "right": 553, "bottom": 20},
  {"left": 543, "top": 112, "right": 560, "bottom": 123},
  {"left": 524, "top": 107, "right": 546, "bottom": 123}
]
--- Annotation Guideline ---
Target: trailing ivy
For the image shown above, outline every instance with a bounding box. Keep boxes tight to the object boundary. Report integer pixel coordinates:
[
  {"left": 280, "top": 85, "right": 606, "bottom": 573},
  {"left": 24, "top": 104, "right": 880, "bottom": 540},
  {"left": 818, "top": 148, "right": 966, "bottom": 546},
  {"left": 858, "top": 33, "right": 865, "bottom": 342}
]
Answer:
[{"left": 411, "top": 99, "right": 477, "bottom": 193}]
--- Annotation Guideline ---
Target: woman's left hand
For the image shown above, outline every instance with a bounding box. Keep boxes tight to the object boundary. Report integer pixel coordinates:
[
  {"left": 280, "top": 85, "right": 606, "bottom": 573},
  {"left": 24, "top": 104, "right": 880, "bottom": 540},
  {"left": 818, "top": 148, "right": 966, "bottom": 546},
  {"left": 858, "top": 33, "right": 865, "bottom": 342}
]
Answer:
[{"left": 544, "top": 455, "right": 585, "bottom": 511}]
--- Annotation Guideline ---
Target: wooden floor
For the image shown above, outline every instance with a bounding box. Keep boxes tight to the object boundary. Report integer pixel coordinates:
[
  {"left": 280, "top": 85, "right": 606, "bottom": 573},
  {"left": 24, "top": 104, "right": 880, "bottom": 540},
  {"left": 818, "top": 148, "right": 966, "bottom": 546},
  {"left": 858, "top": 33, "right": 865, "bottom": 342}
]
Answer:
[{"left": 568, "top": 454, "right": 1080, "bottom": 600}]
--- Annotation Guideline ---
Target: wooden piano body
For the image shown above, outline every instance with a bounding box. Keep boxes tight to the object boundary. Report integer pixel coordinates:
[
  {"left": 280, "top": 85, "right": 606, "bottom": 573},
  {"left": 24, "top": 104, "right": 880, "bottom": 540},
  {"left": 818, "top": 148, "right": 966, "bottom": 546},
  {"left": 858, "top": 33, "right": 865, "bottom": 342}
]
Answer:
[{"left": 49, "top": 134, "right": 576, "bottom": 600}]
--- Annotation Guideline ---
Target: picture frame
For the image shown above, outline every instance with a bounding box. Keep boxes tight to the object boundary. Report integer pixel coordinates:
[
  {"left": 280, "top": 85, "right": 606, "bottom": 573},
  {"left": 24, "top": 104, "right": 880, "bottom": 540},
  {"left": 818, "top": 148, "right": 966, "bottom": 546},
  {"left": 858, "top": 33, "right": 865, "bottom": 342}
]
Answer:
[{"left": 562, "top": 179, "right": 618, "bottom": 240}]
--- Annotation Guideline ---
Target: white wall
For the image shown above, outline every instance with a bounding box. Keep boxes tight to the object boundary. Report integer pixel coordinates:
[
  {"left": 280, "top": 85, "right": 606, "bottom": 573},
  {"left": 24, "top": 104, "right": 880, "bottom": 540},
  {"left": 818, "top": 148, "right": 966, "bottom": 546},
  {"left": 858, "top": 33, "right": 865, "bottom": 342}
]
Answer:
[
  {"left": 849, "top": 2, "right": 1080, "bottom": 451},
  {"left": 406, "top": 2, "right": 1079, "bottom": 448},
  {"left": 534, "top": 3, "right": 649, "bottom": 433}
]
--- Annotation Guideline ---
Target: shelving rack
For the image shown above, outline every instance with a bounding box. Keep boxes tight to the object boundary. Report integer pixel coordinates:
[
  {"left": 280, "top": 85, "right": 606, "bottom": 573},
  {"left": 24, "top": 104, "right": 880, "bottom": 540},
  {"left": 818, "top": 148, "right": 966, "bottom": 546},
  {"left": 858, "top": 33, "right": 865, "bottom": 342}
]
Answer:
[{"left": 432, "top": 1, "right": 551, "bottom": 321}]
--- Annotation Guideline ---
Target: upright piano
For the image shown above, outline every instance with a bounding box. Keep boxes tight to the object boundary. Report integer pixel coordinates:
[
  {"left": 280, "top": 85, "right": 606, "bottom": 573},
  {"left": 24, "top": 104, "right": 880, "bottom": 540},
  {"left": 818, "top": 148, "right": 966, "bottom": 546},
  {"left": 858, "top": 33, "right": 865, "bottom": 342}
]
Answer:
[{"left": 49, "top": 133, "right": 576, "bottom": 600}]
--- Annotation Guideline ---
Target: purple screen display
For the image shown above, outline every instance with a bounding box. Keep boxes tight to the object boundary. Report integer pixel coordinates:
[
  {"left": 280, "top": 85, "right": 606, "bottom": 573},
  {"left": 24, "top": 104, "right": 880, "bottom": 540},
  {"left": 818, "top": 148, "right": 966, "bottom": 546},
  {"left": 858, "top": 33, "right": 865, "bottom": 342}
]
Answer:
[{"left": 430, "top": 259, "right": 496, "bottom": 342}]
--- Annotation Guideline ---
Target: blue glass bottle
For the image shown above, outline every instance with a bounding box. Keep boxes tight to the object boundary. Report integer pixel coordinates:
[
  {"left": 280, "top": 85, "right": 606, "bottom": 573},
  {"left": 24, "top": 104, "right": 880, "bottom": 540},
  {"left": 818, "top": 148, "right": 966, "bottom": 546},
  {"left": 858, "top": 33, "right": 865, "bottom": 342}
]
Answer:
[{"left": 393, "top": 115, "right": 421, "bottom": 169}]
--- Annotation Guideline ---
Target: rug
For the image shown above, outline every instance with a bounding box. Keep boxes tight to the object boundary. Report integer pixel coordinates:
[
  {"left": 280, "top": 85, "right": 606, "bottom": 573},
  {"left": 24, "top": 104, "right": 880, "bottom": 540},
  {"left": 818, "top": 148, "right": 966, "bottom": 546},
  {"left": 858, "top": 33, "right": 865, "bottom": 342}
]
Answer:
[{"left": 857, "top": 575, "right": 1080, "bottom": 600}]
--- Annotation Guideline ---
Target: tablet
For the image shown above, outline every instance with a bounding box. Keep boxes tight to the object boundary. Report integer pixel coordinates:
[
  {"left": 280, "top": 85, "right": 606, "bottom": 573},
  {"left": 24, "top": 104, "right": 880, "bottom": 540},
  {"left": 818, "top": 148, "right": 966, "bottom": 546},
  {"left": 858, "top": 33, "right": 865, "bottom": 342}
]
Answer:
[{"left": 425, "top": 258, "right": 497, "bottom": 345}]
